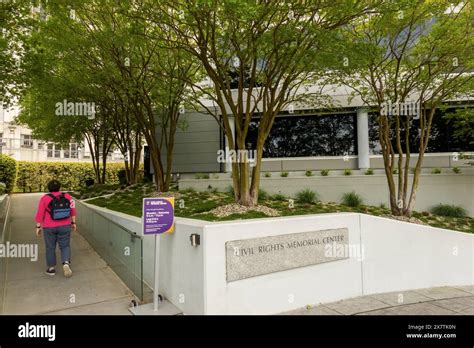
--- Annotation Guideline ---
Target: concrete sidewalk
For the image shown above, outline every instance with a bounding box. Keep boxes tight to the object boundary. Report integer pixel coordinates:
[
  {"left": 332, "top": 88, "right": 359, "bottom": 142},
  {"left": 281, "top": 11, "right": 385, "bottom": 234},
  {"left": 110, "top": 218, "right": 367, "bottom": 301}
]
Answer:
[
  {"left": 1, "top": 193, "right": 134, "bottom": 315},
  {"left": 283, "top": 285, "right": 474, "bottom": 315}
]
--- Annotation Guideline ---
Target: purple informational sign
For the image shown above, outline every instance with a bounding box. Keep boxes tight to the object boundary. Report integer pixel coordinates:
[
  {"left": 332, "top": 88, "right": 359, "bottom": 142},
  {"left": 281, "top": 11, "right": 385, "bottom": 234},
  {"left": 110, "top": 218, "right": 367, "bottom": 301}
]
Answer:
[{"left": 143, "top": 197, "right": 175, "bottom": 235}]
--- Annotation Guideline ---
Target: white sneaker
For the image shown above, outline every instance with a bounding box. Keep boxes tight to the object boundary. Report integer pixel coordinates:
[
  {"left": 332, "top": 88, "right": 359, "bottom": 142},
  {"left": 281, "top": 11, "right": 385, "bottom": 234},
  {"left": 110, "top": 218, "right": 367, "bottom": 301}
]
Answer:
[{"left": 63, "top": 262, "right": 72, "bottom": 278}]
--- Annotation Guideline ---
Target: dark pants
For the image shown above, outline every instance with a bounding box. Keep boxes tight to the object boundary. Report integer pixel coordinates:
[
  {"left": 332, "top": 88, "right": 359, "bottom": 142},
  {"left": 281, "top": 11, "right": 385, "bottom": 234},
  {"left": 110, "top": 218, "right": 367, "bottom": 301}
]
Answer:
[{"left": 43, "top": 225, "right": 71, "bottom": 268}]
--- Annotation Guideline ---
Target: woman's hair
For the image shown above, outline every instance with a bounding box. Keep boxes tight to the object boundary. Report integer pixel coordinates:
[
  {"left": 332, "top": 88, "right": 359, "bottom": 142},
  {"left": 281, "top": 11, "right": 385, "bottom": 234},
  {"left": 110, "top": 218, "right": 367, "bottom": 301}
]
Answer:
[{"left": 47, "top": 180, "right": 61, "bottom": 192}]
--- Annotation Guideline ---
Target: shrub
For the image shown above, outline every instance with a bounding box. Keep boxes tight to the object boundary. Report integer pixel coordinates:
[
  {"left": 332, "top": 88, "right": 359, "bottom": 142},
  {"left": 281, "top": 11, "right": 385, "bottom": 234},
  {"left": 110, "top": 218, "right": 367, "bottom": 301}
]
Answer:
[
  {"left": 343, "top": 169, "right": 352, "bottom": 176},
  {"left": 272, "top": 193, "right": 286, "bottom": 201},
  {"left": 117, "top": 169, "right": 127, "bottom": 185},
  {"left": 14, "top": 161, "right": 124, "bottom": 192},
  {"left": 296, "top": 188, "right": 318, "bottom": 204},
  {"left": 341, "top": 191, "right": 363, "bottom": 207},
  {"left": 264, "top": 172, "right": 271, "bottom": 178},
  {"left": 280, "top": 171, "right": 289, "bottom": 177},
  {"left": 305, "top": 170, "right": 313, "bottom": 177},
  {"left": 259, "top": 189, "right": 270, "bottom": 200},
  {"left": 321, "top": 169, "right": 330, "bottom": 176},
  {"left": 194, "top": 173, "right": 210, "bottom": 179},
  {"left": 392, "top": 168, "right": 398, "bottom": 174},
  {"left": 431, "top": 168, "right": 441, "bottom": 174},
  {"left": 431, "top": 204, "right": 467, "bottom": 218},
  {"left": 452, "top": 167, "right": 461, "bottom": 174},
  {"left": 365, "top": 168, "right": 374, "bottom": 175},
  {"left": 0, "top": 182, "right": 6, "bottom": 195},
  {"left": 0, "top": 154, "right": 18, "bottom": 193}
]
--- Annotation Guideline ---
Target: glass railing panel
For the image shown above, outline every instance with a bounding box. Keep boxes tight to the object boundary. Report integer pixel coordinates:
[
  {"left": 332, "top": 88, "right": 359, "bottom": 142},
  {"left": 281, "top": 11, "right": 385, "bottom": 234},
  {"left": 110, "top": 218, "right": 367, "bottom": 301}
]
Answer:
[{"left": 76, "top": 201, "right": 144, "bottom": 301}]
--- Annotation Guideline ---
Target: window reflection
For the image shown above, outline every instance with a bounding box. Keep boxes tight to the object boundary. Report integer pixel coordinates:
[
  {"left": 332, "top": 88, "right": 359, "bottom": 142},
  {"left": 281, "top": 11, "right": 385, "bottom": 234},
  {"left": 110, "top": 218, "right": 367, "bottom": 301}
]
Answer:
[
  {"left": 368, "top": 108, "right": 474, "bottom": 154},
  {"left": 246, "top": 114, "right": 357, "bottom": 158}
]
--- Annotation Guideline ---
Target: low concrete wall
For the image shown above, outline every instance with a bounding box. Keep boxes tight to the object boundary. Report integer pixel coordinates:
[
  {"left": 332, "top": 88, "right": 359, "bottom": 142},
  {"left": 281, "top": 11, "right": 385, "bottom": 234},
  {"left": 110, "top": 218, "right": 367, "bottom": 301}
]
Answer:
[
  {"left": 203, "top": 214, "right": 364, "bottom": 314},
  {"left": 180, "top": 172, "right": 474, "bottom": 217},
  {"left": 258, "top": 153, "right": 472, "bottom": 172},
  {"left": 201, "top": 214, "right": 473, "bottom": 314},
  {"left": 80, "top": 203, "right": 474, "bottom": 315},
  {"left": 360, "top": 215, "right": 474, "bottom": 294}
]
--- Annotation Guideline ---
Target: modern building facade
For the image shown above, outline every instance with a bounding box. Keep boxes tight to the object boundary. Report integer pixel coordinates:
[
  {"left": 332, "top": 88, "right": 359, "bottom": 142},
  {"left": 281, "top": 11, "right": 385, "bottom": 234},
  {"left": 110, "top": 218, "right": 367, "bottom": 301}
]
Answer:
[{"left": 158, "top": 84, "right": 473, "bottom": 174}]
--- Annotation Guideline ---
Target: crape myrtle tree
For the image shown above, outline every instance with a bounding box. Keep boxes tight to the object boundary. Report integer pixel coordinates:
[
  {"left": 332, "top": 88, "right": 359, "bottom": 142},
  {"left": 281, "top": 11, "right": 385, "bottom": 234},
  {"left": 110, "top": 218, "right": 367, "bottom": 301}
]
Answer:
[
  {"left": 144, "top": 0, "right": 375, "bottom": 206},
  {"left": 16, "top": 3, "right": 117, "bottom": 184},
  {"left": 332, "top": 0, "right": 473, "bottom": 216},
  {"left": 63, "top": 0, "right": 202, "bottom": 191},
  {"left": 14, "top": 0, "right": 201, "bottom": 189}
]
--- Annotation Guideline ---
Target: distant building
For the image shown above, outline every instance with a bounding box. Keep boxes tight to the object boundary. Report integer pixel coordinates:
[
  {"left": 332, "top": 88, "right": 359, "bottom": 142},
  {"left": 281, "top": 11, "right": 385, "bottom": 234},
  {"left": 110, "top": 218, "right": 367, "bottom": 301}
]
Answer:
[{"left": 0, "top": 105, "right": 124, "bottom": 162}]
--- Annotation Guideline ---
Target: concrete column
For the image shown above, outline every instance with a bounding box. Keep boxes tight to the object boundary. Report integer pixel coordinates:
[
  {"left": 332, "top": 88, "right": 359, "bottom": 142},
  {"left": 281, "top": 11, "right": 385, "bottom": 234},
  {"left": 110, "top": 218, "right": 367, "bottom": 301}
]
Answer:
[
  {"left": 224, "top": 117, "right": 235, "bottom": 173},
  {"left": 357, "top": 108, "right": 370, "bottom": 169}
]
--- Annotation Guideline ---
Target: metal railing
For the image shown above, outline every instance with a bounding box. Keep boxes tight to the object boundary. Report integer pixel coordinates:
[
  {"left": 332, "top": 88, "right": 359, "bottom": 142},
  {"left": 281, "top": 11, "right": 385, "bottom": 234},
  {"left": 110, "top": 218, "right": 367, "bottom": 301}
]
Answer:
[{"left": 76, "top": 201, "right": 146, "bottom": 301}]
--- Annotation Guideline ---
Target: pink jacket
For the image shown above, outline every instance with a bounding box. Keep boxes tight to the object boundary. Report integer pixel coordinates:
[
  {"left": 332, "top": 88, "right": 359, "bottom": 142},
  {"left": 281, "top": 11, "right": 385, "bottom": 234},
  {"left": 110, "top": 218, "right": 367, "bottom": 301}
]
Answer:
[{"left": 35, "top": 192, "right": 77, "bottom": 228}]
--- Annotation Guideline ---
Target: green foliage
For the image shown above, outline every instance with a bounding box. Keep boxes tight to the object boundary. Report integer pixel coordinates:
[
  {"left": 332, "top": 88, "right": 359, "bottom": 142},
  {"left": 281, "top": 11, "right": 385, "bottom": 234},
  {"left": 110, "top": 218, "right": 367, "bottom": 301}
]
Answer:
[
  {"left": 258, "top": 189, "right": 270, "bottom": 200},
  {"left": 341, "top": 191, "right": 363, "bottom": 207},
  {"left": 280, "top": 171, "right": 289, "bottom": 177},
  {"left": 431, "top": 204, "right": 467, "bottom": 218},
  {"left": 444, "top": 107, "right": 474, "bottom": 146},
  {"left": 117, "top": 169, "right": 127, "bottom": 185},
  {"left": 264, "top": 172, "right": 271, "bottom": 178},
  {"left": 272, "top": 193, "right": 286, "bottom": 201},
  {"left": 365, "top": 168, "right": 374, "bottom": 175},
  {"left": 431, "top": 168, "right": 441, "bottom": 174},
  {"left": 296, "top": 189, "right": 318, "bottom": 204},
  {"left": 305, "top": 170, "right": 313, "bottom": 177},
  {"left": 0, "top": 154, "right": 18, "bottom": 193},
  {"left": 15, "top": 161, "right": 123, "bottom": 192},
  {"left": 321, "top": 169, "right": 330, "bottom": 176},
  {"left": 343, "top": 169, "right": 352, "bottom": 176},
  {"left": 194, "top": 173, "right": 210, "bottom": 179},
  {"left": 0, "top": 182, "right": 6, "bottom": 195},
  {"left": 453, "top": 167, "right": 461, "bottom": 174}
]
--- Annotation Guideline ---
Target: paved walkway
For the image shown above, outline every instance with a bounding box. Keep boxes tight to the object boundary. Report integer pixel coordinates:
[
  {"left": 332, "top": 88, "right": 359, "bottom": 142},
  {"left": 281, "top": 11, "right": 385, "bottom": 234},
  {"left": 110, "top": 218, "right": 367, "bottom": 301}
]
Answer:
[
  {"left": 1, "top": 193, "right": 134, "bottom": 315},
  {"left": 283, "top": 285, "right": 474, "bottom": 315}
]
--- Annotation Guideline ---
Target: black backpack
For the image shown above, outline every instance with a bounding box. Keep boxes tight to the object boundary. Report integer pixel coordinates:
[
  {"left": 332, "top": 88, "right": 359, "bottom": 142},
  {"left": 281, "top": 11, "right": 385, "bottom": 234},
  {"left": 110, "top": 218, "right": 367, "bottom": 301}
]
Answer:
[{"left": 47, "top": 193, "right": 72, "bottom": 220}]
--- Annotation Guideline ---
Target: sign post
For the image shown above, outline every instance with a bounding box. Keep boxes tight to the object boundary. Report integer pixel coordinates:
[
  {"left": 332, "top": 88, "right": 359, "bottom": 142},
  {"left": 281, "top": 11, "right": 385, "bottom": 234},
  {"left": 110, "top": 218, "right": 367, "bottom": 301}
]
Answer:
[
  {"left": 143, "top": 197, "right": 174, "bottom": 311},
  {"left": 130, "top": 197, "right": 180, "bottom": 315}
]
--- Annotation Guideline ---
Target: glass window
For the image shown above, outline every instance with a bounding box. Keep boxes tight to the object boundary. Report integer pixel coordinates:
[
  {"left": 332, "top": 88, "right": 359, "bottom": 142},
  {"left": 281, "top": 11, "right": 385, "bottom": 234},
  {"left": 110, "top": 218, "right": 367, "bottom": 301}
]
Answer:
[
  {"left": 54, "top": 144, "right": 61, "bottom": 158},
  {"left": 368, "top": 107, "right": 474, "bottom": 154},
  {"left": 21, "top": 134, "right": 33, "bottom": 148},
  {"left": 246, "top": 114, "right": 357, "bottom": 158},
  {"left": 47, "top": 144, "right": 53, "bottom": 157},
  {"left": 70, "top": 143, "right": 78, "bottom": 158}
]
